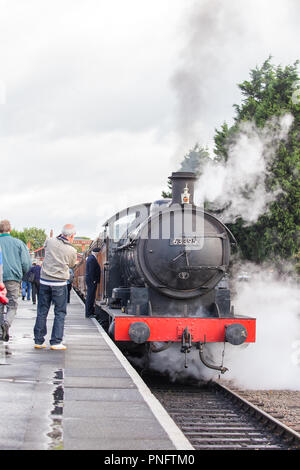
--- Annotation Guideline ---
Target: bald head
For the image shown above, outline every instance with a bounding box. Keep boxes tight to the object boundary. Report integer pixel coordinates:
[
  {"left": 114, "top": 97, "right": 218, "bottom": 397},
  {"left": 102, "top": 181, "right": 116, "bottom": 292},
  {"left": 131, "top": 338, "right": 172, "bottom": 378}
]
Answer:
[{"left": 61, "top": 224, "right": 76, "bottom": 242}]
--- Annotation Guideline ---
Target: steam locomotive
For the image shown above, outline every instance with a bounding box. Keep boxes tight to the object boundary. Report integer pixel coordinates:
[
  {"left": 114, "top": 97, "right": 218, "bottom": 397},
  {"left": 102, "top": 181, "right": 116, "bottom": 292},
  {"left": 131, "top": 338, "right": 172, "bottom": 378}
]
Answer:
[{"left": 73, "top": 172, "right": 256, "bottom": 373}]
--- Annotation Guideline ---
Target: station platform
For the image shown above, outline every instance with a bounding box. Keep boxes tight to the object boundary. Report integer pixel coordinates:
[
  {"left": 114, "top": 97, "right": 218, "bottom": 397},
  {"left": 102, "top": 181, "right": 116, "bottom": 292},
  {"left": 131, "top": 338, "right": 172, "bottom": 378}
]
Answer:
[{"left": 0, "top": 291, "right": 193, "bottom": 451}]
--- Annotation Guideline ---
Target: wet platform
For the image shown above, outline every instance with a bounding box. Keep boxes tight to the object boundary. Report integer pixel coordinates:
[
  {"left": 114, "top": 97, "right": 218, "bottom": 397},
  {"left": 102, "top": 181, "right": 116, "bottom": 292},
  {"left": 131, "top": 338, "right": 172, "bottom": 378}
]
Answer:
[{"left": 0, "top": 291, "right": 193, "bottom": 450}]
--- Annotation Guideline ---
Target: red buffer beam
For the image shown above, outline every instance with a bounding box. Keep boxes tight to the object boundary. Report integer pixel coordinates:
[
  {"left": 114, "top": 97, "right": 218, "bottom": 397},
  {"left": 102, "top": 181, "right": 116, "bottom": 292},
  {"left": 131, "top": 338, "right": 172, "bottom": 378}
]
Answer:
[{"left": 115, "top": 316, "right": 256, "bottom": 343}]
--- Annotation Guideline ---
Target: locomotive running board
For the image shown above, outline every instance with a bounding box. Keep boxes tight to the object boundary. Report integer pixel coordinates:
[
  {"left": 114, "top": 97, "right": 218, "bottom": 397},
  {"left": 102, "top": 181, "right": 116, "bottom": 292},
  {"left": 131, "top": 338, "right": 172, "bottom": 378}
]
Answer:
[{"left": 113, "top": 316, "right": 256, "bottom": 343}]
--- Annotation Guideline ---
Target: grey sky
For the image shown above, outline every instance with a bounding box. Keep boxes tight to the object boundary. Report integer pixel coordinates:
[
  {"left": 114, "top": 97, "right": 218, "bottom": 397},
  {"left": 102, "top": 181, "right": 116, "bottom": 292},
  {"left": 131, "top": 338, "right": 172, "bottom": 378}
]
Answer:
[{"left": 0, "top": 0, "right": 299, "bottom": 240}]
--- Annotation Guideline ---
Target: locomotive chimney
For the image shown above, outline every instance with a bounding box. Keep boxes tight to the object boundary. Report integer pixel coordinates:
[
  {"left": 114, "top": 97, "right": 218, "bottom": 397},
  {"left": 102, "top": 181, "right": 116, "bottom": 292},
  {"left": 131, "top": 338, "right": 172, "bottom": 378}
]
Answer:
[{"left": 170, "top": 171, "right": 197, "bottom": 205}]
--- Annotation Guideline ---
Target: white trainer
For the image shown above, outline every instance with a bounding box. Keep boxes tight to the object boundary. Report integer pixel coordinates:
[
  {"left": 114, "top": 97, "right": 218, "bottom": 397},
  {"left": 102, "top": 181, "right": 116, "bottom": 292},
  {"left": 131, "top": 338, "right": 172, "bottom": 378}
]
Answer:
[
  {"left": 34, "top": 343, "right": 46, "bottom": 349},
  {"left": 50, "top": 343, "right": 67, "bottom": 350}
]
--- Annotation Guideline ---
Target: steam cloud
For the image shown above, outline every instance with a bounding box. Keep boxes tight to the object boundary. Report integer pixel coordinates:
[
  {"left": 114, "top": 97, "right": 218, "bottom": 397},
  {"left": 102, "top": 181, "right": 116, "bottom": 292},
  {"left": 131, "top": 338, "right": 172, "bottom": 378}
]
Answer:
[
  {"left": 214, "top": 264, "right": 300, "bottom": 390},
  {"left": 195, "top": 113, "right": 294, "bottom": 224}
]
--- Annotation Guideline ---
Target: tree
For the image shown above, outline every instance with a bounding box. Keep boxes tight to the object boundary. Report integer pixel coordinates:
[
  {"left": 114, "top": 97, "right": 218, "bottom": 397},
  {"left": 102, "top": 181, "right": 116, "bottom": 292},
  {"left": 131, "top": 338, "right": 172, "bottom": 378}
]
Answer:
[
  {"left": 11, "top": 227, "right": 47, "bottom": 251},
  {"left": 162, "top": 144, "right": 210, "bottom": 198},
  {"left": 214, "top": 58, "right": 300, "bottom": 264},
  {"left": 10, "top": 229, "right": 26, "bottom": 245}
]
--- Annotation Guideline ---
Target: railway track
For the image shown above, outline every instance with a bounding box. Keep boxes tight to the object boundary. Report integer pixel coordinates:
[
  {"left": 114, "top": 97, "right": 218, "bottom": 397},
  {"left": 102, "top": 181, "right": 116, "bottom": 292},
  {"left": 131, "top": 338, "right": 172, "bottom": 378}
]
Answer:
[{"left": 144, "top": 376, "right": 300, "bottom": 450}]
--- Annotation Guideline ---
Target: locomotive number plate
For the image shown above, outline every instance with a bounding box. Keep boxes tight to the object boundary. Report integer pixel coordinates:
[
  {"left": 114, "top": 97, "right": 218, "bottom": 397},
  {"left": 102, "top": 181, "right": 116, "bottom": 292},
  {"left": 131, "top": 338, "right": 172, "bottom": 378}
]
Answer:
[{"left": 170, "top": 237, "right": 201, "bottom": 246}]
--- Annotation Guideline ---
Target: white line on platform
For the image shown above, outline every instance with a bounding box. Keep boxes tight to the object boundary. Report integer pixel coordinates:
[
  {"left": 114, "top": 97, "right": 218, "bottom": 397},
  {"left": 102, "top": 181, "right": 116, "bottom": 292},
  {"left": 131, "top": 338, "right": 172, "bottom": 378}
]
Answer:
[
  {"left": 75, "top": 291, "right": 194, "bottom": 450},
  {"left": 93, "top": 327, "right": 194, "bottom": 450}
]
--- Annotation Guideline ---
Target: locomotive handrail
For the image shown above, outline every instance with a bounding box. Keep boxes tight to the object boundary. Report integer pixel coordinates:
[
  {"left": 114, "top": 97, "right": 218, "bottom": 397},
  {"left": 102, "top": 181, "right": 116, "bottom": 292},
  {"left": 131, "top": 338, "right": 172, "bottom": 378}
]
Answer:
[
  {"left": 169, "top": 265, "right": 227, "bottom": 272},
  {"left": 204, "top": 210, "right": 237, "bottom": 245},
  {"left": 223, "top": 225, "right": 237, "bottom": 246},
  {"left": 170, "top": 232, "right": 227, "bottom": 239}
]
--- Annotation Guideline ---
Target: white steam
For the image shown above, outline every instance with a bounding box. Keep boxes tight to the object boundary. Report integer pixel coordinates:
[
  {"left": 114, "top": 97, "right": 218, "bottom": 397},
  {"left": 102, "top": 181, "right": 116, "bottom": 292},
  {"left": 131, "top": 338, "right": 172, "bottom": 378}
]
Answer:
[
  {"left": 219, "top": 264, "right": 300, "bottom": 390},
  {"left": 144, "top": 264, "right": 300, "bottom": 391},
  {"left": 195, "top": 113, "right": 294, "bottom": 224}
]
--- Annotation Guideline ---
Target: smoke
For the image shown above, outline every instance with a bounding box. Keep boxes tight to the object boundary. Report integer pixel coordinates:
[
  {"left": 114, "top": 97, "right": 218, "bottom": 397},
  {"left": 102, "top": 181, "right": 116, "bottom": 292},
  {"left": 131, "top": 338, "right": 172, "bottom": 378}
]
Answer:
[
  {"left": 171, "top": 0, "right": 247, "bottom": 157},
  {"left": 171, "top": 1, "right": 296, "bottom": 224},
  {"left": 143, "top": 263, "right": 300, "bottom": 390},
  {"left": 195, "top": 113, "right": 294, "bottom": 224},
  {"left": 171, "top": 0, "right": 299, "bottom": 162},
  {"left": 218, "top": 263, "right": 300, "bottom": 390}
]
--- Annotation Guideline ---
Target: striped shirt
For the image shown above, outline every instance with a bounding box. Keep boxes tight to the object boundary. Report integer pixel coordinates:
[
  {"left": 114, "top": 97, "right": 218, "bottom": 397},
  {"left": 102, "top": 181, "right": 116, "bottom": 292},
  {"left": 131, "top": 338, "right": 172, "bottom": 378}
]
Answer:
[{"left": 40, "top": 277, "right": 67, "bottom": 287}]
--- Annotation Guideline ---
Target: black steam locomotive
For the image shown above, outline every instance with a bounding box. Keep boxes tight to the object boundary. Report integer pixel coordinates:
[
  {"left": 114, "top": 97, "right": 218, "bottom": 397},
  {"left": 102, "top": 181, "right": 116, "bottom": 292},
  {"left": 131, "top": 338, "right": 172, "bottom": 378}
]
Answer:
[{"left": 73, "top": 172, "right": 255, "bottom": 373}]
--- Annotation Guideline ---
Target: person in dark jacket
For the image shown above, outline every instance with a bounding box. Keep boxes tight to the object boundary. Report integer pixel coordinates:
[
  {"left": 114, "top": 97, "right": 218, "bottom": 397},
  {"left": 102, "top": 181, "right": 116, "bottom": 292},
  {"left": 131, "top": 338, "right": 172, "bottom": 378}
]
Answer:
[
  {"left": 85, "top": 248, "right": 101, "bottom": 318},
  {"left": 28, "top": 260, "right": 41, "bottom": 305}
]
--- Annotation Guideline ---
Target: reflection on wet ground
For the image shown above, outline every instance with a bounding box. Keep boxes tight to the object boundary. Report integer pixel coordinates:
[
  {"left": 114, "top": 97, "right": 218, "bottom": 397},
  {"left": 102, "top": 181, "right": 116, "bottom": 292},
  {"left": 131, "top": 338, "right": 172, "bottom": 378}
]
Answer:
[
  {"left": 0, "top": 301, "right": 66, "bottom": 450},
  {"left": 48, "top": 369, "right": 64, "bottom": 450}
]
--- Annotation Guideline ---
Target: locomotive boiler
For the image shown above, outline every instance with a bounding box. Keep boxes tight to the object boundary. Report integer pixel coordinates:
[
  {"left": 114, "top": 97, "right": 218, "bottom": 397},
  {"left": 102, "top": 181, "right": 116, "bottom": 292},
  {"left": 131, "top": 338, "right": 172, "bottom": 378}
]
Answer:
[{"left": 73, "top": 172, "right": 256, "bottom": 373}]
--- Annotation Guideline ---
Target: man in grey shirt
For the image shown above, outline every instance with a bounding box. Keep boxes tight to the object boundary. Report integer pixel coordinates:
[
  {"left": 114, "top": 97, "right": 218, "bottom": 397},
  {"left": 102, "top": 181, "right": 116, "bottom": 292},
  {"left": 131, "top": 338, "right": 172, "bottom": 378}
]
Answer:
[{"left": 33, "top": 224, "right": 77, "bottom": 350}]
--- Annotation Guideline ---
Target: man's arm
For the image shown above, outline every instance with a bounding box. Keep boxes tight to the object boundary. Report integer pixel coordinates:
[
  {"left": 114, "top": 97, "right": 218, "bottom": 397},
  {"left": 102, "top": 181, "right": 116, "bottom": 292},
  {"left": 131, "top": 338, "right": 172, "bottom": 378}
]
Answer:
[
  {"left": 20, "top": 242, "right": 32, "bottom": 276},
  {"left": 85, "top": 257, "right": 92, "bottom": 279},
  {"left": 96, "top": 263, "right": 101, "bottom": 283},
  {"left": 69, "top": 248, "right": 77, "bottom": 269}
]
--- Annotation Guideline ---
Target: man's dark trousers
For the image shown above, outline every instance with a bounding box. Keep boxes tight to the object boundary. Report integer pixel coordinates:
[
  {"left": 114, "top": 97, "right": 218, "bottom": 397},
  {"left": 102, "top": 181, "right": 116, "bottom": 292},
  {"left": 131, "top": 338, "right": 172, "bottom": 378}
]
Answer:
[
  {"left": 34, "top": 284, "right": 68, "bottom": 345},
  {"left": 85, "top": 281, "right": 97, "bottom": 317}
]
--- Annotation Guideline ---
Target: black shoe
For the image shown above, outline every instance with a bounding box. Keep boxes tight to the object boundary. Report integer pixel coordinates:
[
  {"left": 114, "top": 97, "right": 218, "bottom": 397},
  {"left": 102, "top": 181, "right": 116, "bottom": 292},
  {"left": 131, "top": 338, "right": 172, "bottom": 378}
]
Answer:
[{"left": 1, "top": 322, "right": 9, "bottom": 342}]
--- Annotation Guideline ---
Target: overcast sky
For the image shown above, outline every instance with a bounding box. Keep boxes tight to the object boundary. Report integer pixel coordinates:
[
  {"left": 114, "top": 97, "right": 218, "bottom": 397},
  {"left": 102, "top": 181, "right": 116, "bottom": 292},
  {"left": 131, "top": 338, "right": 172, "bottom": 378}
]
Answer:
[{"left": 0, "top": 0, "right": 299, "bottom": 240}]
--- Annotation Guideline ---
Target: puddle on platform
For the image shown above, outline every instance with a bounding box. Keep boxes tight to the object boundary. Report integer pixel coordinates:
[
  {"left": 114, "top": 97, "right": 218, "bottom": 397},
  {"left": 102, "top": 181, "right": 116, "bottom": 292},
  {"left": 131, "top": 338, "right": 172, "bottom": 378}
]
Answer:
[
  {"left": 47, "top": 369, "right": 64, "bottom": 450},
  {"left": 0, "top": 342, "right": 5, "bottom": 365},
  {"left": 0, "top": 342, "right": 11, "bottom": 364}
]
